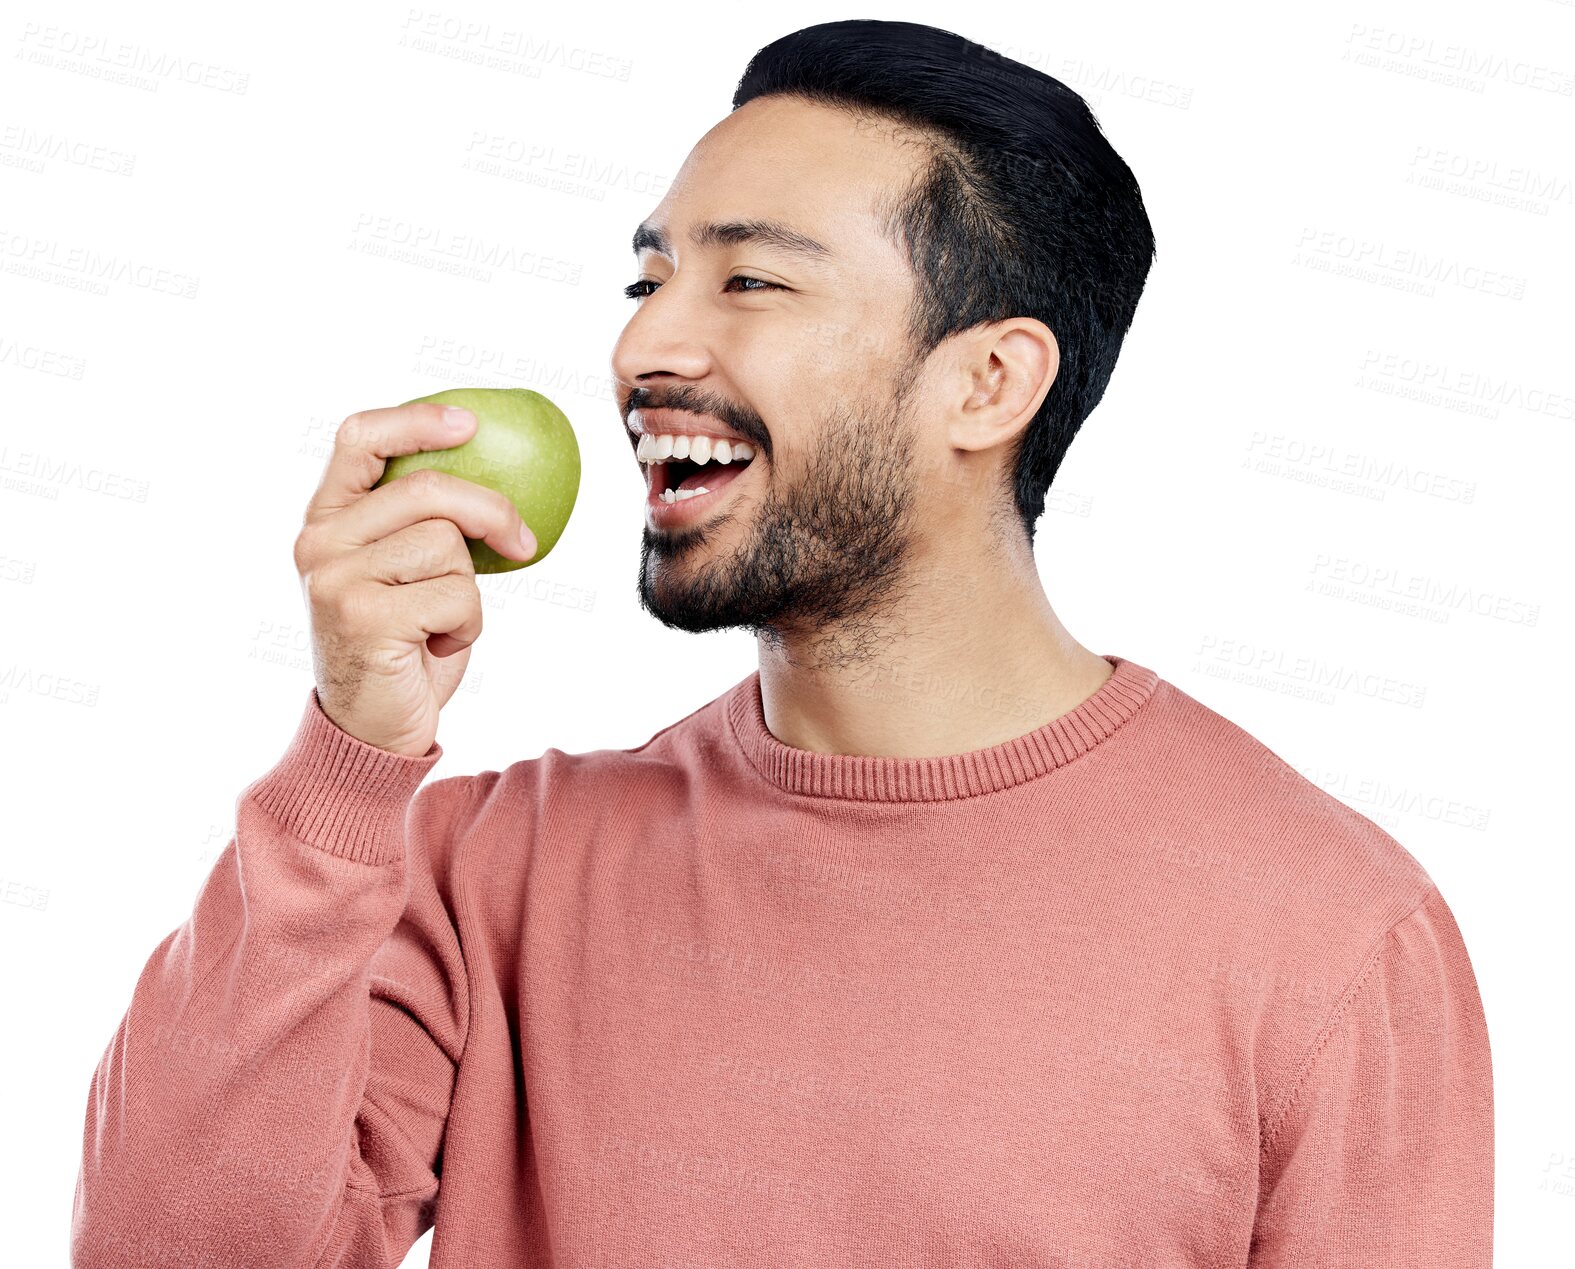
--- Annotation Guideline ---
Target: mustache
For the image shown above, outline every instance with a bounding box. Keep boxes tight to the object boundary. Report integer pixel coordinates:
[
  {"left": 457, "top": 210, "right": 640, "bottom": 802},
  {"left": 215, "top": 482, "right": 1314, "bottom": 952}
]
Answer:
[{"left": 626, "top": 388, "right": 769, "bottom": 451}]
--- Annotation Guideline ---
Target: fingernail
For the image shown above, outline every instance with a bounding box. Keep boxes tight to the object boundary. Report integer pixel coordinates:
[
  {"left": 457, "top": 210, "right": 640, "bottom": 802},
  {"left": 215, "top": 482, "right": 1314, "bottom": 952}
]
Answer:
[
  {"left": 519, "top": 524, "right": 538, "bottom": 558},
  {"left": 445, "top": 407, "right": 474, "bottom": 431}
]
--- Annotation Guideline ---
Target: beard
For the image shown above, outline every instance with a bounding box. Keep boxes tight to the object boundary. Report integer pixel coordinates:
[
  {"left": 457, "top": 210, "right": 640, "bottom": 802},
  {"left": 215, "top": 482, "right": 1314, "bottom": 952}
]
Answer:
[{"left": 635, "top": 379, "right": 923, "bottom": 669}]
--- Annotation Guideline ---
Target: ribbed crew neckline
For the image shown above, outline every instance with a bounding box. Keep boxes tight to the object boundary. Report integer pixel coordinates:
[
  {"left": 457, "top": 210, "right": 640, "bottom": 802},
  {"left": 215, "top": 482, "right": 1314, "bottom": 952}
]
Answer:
[{"left": 725, "top": 653, "right": 1159, "bottom": 803}]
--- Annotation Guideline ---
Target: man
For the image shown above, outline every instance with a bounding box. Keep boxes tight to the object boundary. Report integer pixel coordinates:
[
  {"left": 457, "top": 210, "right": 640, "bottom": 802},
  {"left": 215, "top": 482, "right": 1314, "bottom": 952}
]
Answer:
[{"left": 73, "top": 18, "right": 1492, "bottom": 1268}]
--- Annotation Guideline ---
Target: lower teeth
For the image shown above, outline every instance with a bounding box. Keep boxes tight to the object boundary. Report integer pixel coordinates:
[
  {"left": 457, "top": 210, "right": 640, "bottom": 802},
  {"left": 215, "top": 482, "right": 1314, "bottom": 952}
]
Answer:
[{"left": 661, "top": 486, "right": 709, "bottom": 503}]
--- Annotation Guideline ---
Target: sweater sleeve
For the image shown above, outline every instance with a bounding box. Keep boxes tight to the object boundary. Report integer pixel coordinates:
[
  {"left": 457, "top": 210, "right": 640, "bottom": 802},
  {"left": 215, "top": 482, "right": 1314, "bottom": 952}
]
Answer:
[
  {"left": 71, "top": 687, "right": 480, "bottom": 1269},
  {"left": 1249, "top": 883, "right": 1494, "bottom": 1268}
]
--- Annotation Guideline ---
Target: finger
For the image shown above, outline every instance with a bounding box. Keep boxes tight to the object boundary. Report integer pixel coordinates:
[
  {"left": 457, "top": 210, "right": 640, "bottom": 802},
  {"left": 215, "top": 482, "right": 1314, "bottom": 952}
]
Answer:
[
  {"left": 359, "top": 519, "right": 475, "bottom": 586},
  {"left": 426, "top": 629, "right": 474, "bottom": 660},
  {"left": 385, "top": 573, "right": 483, "bottom": 655},
  {"left": 305, "top": 401, "right": 476, "bottom": 523},
  {"left": 325, "top": 466, "right": 535, "bottom": 565}
]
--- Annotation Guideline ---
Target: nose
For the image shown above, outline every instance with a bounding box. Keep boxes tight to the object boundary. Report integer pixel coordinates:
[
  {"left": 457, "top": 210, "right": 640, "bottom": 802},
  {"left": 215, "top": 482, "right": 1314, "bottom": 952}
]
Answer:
[{"left": 610, "top": 277, "right": 715, "bottom": 406}]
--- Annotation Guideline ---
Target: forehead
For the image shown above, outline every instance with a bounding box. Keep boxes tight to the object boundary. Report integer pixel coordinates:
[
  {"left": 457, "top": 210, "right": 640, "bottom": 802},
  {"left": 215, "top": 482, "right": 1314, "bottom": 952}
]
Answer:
[{"left": 634, "top": 95, "right": 930, "bottom": 268}]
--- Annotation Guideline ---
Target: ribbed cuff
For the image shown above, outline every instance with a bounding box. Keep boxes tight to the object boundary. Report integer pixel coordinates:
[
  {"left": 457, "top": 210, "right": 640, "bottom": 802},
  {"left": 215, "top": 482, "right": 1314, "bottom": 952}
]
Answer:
[{"left": 243, "top": 687, "right": 445, "bottom": 865}]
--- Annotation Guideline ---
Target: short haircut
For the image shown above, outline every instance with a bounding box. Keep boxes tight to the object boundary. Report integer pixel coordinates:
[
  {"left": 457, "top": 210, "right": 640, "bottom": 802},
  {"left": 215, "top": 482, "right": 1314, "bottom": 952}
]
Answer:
[{"left": 733, "top": 19, "right": 1157, "bottom": 545}]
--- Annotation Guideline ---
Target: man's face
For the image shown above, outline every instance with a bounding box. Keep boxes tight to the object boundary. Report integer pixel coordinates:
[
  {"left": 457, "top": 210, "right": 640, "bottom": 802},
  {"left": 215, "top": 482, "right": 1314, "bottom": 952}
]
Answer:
[{"left": 610, "top": 95, "right": 941, "bottom": 646}]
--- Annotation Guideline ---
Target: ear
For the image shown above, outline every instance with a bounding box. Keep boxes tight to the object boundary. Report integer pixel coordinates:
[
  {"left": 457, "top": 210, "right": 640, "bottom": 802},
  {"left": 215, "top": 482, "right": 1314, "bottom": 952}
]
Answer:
[{"left": 947, "top": 319, "right": 1060, "bottom": 454}]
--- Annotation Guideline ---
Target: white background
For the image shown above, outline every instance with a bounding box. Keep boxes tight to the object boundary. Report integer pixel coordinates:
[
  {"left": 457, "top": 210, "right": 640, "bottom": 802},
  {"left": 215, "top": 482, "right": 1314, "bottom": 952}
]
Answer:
[{"left": 2, "top": 0, "right": 1570, "bottom": 1264}]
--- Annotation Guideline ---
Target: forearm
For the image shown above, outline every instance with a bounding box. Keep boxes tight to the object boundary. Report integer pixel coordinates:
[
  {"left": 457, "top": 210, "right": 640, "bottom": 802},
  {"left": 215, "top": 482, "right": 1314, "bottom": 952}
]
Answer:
[{"left": 72, "top": 692, "right": 461, "bottom": 1269}]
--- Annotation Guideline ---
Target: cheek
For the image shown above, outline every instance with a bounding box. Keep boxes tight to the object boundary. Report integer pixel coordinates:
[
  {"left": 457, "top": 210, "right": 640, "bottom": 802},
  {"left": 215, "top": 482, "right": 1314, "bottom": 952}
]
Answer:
[
  {"left": 733, "top": 305, "right": 900, "bottom": 460},
  {"left": 777, "top": 311, "right": 893, "bottom": 382}
]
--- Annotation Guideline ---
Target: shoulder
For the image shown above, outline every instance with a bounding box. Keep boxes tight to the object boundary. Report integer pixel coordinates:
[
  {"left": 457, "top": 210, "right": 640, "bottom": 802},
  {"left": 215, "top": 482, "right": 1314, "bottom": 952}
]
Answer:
[
  {"left": 1135, "top": 674, "right": 1484, "bottom": 1118},
  {"left": 432, "top": 683, "right": 741, "bottom": 876},
  {"left": 492, "top": 681, "right": 734, "bottom": 805},
  {"left": 1137, "top": 674, "right": 1435, "bottom": 919}
]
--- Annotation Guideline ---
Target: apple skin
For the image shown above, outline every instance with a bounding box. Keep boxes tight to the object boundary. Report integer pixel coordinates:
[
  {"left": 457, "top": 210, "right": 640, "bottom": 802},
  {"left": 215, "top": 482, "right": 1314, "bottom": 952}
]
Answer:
[{"left": 374, "top": 387, "right": 580, "bottom": 574}]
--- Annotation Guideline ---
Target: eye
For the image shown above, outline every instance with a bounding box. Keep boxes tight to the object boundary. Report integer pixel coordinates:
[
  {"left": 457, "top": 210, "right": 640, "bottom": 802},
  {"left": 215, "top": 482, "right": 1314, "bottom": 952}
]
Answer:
[
  {"left": 723, "top": 275, "right": 785, "bottom": 295},
  {"left": 622, "top": 275, "right": 786, "bottom": 300}
]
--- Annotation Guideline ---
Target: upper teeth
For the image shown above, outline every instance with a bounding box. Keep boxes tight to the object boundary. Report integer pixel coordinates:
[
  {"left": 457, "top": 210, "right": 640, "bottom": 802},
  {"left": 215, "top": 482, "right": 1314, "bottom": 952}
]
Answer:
[{"left": 636, "top": 433, "right": 756, "bottom": 466}]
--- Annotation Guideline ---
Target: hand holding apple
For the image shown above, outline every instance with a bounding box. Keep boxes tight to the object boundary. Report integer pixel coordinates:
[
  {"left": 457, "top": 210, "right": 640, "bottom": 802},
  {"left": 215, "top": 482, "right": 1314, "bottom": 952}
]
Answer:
[
  {"left": 295, "top": 399, "right": 543, "bottom": 756},
  {"left": 374, "top": 387, "right": 580, "bottom": 574}
]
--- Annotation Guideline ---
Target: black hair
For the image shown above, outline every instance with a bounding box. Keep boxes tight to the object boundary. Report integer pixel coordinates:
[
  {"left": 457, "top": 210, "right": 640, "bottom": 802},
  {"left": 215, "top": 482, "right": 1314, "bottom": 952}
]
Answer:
[{"left": 732, "top": 19, "right": 1156, "bottom": 545}]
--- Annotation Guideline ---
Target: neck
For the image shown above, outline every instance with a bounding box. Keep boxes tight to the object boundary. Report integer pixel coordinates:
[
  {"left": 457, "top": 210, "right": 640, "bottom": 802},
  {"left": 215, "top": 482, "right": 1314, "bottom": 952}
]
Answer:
[{"left": 755, "top": 536, "right": 1114, "bottom": 760}]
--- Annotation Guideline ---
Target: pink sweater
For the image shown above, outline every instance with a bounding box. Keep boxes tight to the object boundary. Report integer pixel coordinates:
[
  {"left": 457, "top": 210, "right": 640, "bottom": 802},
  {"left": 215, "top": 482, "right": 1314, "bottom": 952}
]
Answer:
[{"left": 72, "top": 654, "right": 1493, "bottom": 1267}]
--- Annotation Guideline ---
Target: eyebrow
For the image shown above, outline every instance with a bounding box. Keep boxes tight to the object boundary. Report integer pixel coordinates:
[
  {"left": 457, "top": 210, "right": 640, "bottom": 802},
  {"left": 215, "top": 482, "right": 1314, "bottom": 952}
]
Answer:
[{"left": 631, "top": 218, "right": 835, "bottom": 267}]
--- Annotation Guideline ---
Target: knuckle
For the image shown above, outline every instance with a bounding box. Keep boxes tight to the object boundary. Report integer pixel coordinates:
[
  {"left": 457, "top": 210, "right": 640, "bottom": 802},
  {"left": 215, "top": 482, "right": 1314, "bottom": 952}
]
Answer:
[
  {"left": 449, "top": 533, "right": 479, "bottom": 577},
  {"left": 300, "top": 558, "right": 337, "bottom": 609},
  {"left": 412, "top": 523, "right": 456, "bottom": 574},
  {"left": 453, "top": 579, "right": 483, "bottom": 629},
  {"left": 494, "top": 491, "right": 523, "bottom": 528},
  {"left": 379, "top": 520, "right": 469, "bottom": 582},
  {"left": 440, "top": 520, "right": 472, "bottom": 558},
  {"left": 406, "top": 466, "right": 447, "bottom": 498},
  {"left": 292, "top": 528, "right": 316, "bottom": 576},
  {"left": 335, "top": 412, "right": 369, "bottom": 450},
  {"left": 382, "top": 533, "right": 425, "bottom": 576},
  {"left": 417, "top": 516, "right": 465, "bottom": 563},
  {"left": 301, "top": 571, "right": 331, "bottom": 618},
  {"left": 426, "top": 516, "right": 472, "bottom": 569},
  {"left": 306, "top": 560, "right": 365, "bottom": 624}
]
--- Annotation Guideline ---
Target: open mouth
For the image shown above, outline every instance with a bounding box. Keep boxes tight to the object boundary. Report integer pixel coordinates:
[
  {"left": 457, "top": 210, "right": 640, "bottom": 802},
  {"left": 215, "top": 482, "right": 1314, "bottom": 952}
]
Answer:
[{"left": 638, "top": 434, "right": 758, "bottom": 505}]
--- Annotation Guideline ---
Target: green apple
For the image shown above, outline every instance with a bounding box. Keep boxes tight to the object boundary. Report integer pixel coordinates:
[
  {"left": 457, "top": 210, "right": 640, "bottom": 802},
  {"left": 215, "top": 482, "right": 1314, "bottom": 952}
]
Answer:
[{"left": 375, "top": 387, "right": 580, "bottom": 574}]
